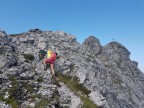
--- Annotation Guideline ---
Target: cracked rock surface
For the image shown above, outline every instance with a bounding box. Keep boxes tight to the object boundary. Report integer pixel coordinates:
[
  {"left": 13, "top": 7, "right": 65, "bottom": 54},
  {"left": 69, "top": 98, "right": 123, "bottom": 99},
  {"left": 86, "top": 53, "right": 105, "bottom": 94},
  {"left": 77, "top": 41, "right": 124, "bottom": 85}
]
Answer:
[{"left": 0, "top": 29, "right": 144, "bottom": 108}]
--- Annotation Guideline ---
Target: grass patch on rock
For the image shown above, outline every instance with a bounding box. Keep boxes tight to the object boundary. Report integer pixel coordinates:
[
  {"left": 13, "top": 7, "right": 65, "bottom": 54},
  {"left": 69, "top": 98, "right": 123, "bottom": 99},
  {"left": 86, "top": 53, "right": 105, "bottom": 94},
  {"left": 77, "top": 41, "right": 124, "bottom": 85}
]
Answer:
[
  {"left": 112, "top": 78, "right": 123, "bottom": 84},
  {"left": 57, "top": 73, "right": 99, "bottom": 108},
  {"left": 81, "top": 96, "right": 102, "bottom": 108},
  {"left": 35, "top": 99, "right": 49, "bottom": 108},
  {"left": 23, "top": 53, "right": 35, "bottom": 61},
  {"left": 1, "top": 75, "right": 19, "bottom": 108},
  {"left": 57, "top": 73, "right": 90, "bottom": 96},
  {"left": 37, "top": 76, "right": 44, "bottom": 83},
  {"left": 0, "top": 90, "right": 18, "bottom": 107},
  {"left": 0, "top": 90, "right": 5, "bottom": 101},
  {"left": 4, "top": 98, "right": 18, "bottom": 108}
]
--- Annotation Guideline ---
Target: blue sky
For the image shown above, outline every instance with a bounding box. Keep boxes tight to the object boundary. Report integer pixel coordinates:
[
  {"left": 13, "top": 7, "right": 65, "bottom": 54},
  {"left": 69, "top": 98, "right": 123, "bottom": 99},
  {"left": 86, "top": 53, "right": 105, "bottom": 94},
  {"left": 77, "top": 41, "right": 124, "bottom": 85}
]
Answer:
[{"left": 0, "top": 0, "right": 144, "bottom": 72}]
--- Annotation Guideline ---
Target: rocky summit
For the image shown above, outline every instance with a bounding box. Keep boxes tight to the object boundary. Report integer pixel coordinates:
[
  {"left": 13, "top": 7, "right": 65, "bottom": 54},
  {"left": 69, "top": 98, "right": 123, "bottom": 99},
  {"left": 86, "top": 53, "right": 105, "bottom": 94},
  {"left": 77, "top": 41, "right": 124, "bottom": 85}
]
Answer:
[{"left": 0, "top": 29, "right": 144, "bottom": 108}]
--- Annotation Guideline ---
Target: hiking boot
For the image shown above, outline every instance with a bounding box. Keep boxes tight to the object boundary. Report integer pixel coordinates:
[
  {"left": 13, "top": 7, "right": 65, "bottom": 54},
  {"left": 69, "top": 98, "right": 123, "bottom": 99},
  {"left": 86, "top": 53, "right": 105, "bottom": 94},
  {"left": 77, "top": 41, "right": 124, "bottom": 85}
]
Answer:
[
  {"left": 44, "top": 64, "right": 47, "bottom": 70},
  {"left": 55, "top": 73, "right": 58, "bottom": 77}
]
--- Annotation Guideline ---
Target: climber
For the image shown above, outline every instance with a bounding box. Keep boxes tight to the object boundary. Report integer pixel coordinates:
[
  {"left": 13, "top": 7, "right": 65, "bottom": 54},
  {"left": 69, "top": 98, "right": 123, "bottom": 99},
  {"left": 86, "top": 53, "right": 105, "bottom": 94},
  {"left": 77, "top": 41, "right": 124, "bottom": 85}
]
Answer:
[{"left": 42, "top": 50, "right": 58, "bottom": 78}]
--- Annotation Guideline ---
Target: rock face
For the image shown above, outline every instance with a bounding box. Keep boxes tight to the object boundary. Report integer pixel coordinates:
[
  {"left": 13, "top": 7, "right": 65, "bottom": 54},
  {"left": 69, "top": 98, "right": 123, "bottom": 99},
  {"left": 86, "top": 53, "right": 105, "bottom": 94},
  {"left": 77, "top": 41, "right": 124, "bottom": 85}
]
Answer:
[
  {"left": 0, "top": 29, "right": 144, "bottom": 108},
  {"left": 81, "top": 36, "right": 102, "bottom": 57}
]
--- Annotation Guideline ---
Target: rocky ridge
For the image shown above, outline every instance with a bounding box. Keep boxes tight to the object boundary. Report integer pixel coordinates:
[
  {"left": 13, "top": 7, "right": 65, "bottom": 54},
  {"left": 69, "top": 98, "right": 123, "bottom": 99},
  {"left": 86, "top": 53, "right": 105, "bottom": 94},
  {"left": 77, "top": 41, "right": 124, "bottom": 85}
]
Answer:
[{"left": 0, "top": 29, "right": 144, "bottom": 108}]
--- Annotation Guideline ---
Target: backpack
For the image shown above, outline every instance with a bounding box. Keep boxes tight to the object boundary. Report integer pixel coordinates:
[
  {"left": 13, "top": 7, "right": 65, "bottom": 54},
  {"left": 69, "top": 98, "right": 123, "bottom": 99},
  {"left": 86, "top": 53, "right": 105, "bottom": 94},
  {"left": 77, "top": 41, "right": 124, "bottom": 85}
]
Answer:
[
  {"left": 47, "top": 50, "right": 57, "bottom": 60},
  {"left": 39, "top": 50, "right": 47, "bottom": 60},
  {"left": 51, "top": 52, "right": 57, "bottom": 60}
]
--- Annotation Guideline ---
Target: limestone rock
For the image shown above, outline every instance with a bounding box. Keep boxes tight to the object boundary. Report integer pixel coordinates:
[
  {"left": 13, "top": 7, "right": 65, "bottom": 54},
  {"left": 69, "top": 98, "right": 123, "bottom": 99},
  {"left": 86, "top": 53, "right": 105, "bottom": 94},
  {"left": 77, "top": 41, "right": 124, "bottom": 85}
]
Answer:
[
  {"left": 81, "top": 36, "right": 102, "bottom": 57},
  {"left": 0, "top": 29, "right": 144, "bottom": 108}
]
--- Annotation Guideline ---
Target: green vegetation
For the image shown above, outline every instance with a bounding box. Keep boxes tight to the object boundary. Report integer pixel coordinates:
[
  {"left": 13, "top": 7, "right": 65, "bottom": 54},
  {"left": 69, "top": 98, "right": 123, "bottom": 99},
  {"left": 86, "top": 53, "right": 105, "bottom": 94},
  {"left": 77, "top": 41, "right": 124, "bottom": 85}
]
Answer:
[
  {"left": 104, "top": 64, "right": 113, "bottom": 69},
  {"left": 5, "top": 74, "right": 49, "bottom": 108},
  {"left": 8, "top": 75, "right": 18, "bottom": 98},
  {"left": 8, "top": 75, "right": 18, "bottom": 86},
  {"left": 30, "top": 91, "right": 59, "bottom": 108},
  {"left": 0, "top": 90, "right": 4, "bottom": 101},
  {"left": 57, "top": 73, "right": 90, "bottom": 96},
  {"left": 112, "top": 78, "right": 123, "bottom": 84},
  {"left": 37, "top": 76, "right": 44, "bottom": 83},
  {"left": 81, "top": 96, "right": 102, "bottom": 108},
  {"left": 0, "top": 85, "right": 18, "bottom": 108},
  {"left": 0, "top": 75, "right": 19, "bottom": 108},
  {"left": 22, "top": 81, "right": 34, "bottom": 93},
  {"left": 35, "top": 99, "right": 49, "bottom": 108},
  {"left": 57, "top": 73, "right": 100, "bottom": 108},
  {"left": 29, "top": 94, "right": 42, "bottom": 100},
  {"left": 4, "top": 98, "right": 18, "bottom": 108},
  {"left": 23, "top": 53, "right": 35, "bottom": 61}
]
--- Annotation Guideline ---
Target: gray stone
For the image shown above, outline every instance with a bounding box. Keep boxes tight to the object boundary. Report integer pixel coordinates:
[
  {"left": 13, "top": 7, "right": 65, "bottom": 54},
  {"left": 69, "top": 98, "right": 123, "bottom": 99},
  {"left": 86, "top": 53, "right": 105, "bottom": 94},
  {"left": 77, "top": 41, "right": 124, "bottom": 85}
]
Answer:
[
  {"left": 0, "top": 101, "right": 12, "bottom": 108},
  {"left": 19, "top": 37, "right": 28, "bottom": 43},
  {"left": 58, "top": 82, "right": 82, "bottom": 108},
  {"left": 0, "top": 29, "right": 144, "bottom": 108},
  {"left": 81, "top": 36, "right": 102, "bottom": 56}
]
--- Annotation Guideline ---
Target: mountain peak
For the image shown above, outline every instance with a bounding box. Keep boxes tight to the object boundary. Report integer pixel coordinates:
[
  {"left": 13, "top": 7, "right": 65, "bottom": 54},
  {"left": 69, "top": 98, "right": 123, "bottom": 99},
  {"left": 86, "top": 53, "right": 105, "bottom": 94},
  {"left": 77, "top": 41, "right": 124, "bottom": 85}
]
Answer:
[
  {"left": 106, "top": 41, "right": 130, "bottom": 60},
  {"left": 0, "top": 29, "right": 144, "bottom": 108},
  {"left": 81, "top": 36, "right": 102, "bottom": 56}
]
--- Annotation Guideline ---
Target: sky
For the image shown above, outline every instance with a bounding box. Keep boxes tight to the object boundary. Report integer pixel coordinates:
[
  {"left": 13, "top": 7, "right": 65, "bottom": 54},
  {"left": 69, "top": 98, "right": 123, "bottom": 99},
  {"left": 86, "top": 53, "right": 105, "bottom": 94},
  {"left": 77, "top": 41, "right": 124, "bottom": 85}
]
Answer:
[{"left": 0, "top": 0, "right": 144, "bottom": 72}]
